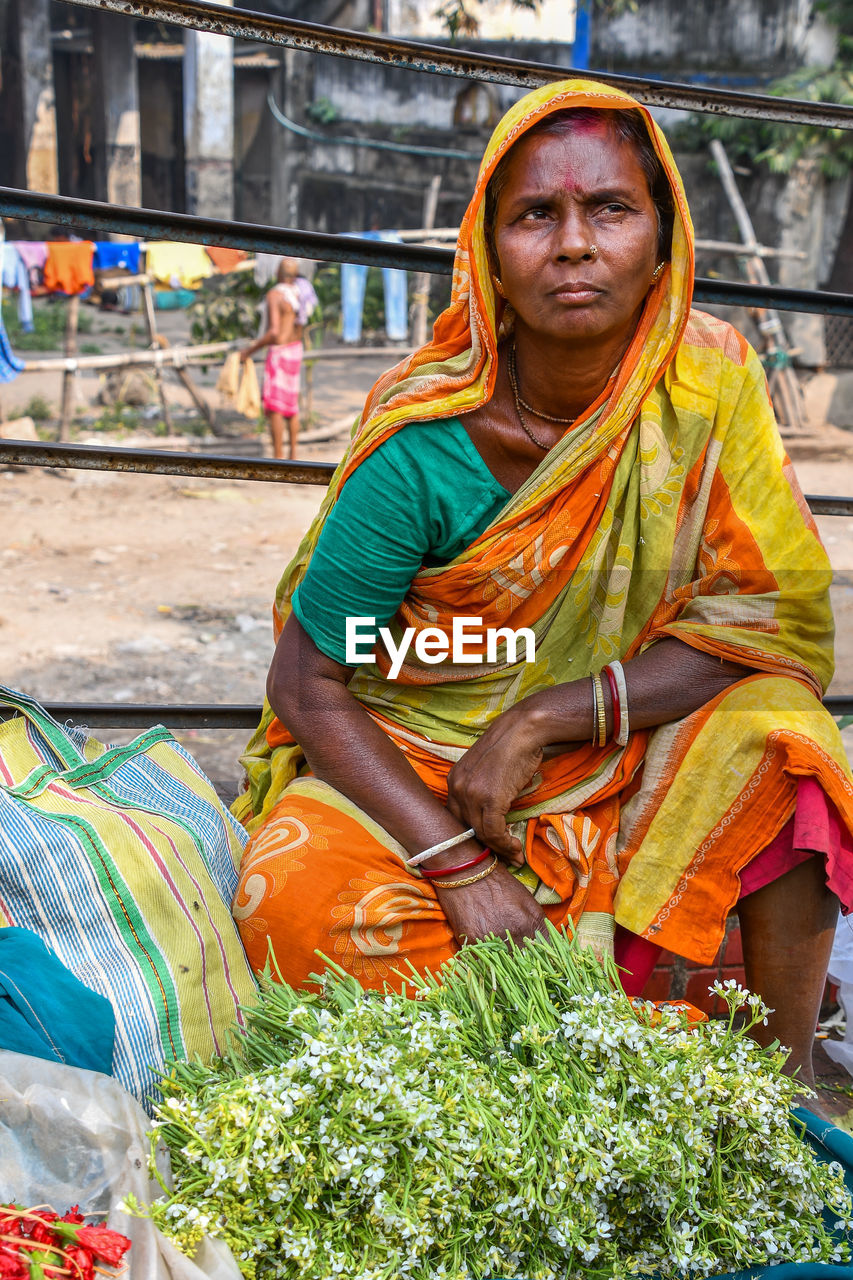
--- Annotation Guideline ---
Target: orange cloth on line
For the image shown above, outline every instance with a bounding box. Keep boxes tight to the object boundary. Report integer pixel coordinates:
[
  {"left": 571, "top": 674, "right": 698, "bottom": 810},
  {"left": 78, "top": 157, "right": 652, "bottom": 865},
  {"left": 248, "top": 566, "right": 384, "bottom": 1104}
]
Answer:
[
  {"left": 206, "top": 246, "right": 248, "bottom": 273},
  {"left": 43, "top": 242, "right": 95, "bottom": 295}
]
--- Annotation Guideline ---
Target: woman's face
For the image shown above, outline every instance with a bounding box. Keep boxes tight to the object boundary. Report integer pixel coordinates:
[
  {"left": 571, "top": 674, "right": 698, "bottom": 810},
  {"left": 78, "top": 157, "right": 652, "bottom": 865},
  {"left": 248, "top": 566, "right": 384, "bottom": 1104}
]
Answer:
[{"left": 491, "top": 120, "right": 662, "bottom": 348}]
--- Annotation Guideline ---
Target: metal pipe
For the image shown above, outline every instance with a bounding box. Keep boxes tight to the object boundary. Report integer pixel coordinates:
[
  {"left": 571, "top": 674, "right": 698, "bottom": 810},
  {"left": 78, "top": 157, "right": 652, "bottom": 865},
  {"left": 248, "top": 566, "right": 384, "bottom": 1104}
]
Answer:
[
  {"left": 2, "top": 186, "right": 853, "bottom": 317},
  {"left": 58, "top": 0, "right": 853, "bottom": 130},
  {"left": 37, "top": 695, "right": 853, "bottom": 728},
  {"left": 5, "top": 444, "right": 853, "bottom": 517},
  {"left": 0, "top": 440, "right": 337, "bottom": 485}
]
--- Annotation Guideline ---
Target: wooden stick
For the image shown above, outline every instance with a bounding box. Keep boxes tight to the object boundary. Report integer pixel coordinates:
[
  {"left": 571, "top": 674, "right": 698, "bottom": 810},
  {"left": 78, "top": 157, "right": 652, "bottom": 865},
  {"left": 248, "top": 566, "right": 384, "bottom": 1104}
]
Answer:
[
  {"left": 411, "top": 175, "right": 442, "bottom": 350},
  {"left": 142, "top": 279, "right": 173, "bottom": 432},
  {"left": 22, "top": 343, "right": 414, "bottom": 374},
  {"left": 58, "top": 294, "right": 79, "bottom": 442}
]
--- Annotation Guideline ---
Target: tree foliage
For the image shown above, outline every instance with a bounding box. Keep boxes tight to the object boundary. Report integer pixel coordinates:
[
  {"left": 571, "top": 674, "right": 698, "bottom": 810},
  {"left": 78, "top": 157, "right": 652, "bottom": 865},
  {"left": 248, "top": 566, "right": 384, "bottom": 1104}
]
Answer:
[{"left": 693, "top": 0, "right": 853, "bottom": 178}]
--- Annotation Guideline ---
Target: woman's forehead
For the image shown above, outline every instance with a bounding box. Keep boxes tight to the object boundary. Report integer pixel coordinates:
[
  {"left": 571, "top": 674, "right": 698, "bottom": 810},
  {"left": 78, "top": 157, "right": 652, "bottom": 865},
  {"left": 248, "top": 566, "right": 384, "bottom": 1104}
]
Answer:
[{"left": 497, "top": 123, "right": 652, "bottom": 200}]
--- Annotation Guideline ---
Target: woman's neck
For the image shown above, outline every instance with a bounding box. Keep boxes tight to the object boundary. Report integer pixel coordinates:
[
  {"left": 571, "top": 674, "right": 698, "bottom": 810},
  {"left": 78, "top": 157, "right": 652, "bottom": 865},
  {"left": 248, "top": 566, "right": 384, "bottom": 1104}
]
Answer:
[{"left": 511, "top": 321, "right": 638, "bottom": 421}]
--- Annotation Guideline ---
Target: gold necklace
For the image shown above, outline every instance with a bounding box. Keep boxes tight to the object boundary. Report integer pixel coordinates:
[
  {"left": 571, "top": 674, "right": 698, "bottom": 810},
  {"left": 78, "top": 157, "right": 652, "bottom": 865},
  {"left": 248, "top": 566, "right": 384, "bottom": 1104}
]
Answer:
[
  {"left": 509, "top": 344, "right": 578, "bottom": 424},
  {"left": 507, "top": 347, "right": 551, "bottom": 450}
]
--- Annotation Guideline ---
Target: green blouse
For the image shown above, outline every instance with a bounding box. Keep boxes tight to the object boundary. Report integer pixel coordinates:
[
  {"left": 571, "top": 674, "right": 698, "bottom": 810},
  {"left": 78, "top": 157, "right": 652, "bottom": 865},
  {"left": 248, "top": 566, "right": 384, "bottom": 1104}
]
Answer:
[{"left": 292, "top": 417, "right": 511, "bottom": 664}]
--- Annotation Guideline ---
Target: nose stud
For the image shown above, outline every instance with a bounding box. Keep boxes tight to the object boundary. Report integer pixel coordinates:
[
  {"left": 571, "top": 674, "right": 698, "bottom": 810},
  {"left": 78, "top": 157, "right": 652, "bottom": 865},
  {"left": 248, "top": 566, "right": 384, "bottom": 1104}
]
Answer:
[{"left": 588, "top": 245, "right": 598, "bottom": 259}]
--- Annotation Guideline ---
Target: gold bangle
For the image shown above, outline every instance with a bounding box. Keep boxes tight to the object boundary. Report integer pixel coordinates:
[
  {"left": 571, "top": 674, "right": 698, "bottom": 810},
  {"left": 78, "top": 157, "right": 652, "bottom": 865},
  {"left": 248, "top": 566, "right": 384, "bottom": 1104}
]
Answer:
[
  {"left": 591, "top": 673, "right": 606, "bottom": 748},
  {"left": 431, "top": 856, "right": 499, "bottom": 890}
]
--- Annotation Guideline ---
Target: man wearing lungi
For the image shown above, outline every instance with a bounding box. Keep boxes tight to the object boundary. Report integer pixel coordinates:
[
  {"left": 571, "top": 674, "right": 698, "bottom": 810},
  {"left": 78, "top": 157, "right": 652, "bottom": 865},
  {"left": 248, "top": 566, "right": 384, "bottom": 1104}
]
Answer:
[{"left": 241, "top": 258, "right": 306, "bottom": 459}]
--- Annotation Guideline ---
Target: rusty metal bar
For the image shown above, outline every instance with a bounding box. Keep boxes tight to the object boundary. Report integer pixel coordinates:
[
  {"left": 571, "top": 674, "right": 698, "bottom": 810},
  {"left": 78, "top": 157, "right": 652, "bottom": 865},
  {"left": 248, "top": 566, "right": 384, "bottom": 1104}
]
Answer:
[
  {"left": 5, "top": 443, "right": 853, "bottom": 517},
  {"left": 58, "top": 0, "right": 853, "bottom": 131},
  {"left": 0, "top": 187, "right": 448, "bottom": 274},
  {"left": 3, "top": 186, "right": 853, "bottom": 318},
  {"left": 34, "top": 696, "right": 853, "bottom": 729},
  {"left": 0, "top": 440, "right": 337, "bottom": 485},
  {"left": 39, "top": 702, "right": 263, "bottom": 730}
]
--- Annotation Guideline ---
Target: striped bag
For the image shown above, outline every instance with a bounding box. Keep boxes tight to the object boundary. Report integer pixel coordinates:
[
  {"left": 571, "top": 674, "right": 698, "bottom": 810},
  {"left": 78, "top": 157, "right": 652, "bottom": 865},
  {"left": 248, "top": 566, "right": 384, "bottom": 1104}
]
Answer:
[{"left": 0, "top": 687, "right": 257, "bottom": 1109}]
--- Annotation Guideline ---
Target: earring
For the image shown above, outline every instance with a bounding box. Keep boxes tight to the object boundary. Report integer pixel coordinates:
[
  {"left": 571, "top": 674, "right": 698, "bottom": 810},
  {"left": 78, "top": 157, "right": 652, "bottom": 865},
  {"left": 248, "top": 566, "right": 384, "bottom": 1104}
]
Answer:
[
  {"left": 493, "top": 276, "right": 505, "bottom": 297},
  {"left": 652, "top": 262, "right": 666, "bottom": 281}
]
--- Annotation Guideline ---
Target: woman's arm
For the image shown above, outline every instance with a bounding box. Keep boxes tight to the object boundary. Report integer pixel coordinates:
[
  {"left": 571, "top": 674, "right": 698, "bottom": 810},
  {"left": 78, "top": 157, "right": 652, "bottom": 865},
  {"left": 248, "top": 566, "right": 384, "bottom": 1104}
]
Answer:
[
  {"left": 268, "top": 614, "right": 548, "bottom": 945},
  {"left": 445, "top": 638, "right": 749, "bottom": 860}
]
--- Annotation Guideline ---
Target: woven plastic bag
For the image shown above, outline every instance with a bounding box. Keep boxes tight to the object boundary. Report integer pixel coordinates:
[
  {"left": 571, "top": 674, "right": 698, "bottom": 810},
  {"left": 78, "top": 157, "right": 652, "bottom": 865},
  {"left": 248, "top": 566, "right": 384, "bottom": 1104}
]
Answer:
[
  {"left": 216, "top": 350, "right": 241, "bottom": 401},
  {"left": 0, "top": 686, "right": 257, "bottom": 1110},
  {"left": 0, "top": 1048, "right": 242, "bottom": 1280}
]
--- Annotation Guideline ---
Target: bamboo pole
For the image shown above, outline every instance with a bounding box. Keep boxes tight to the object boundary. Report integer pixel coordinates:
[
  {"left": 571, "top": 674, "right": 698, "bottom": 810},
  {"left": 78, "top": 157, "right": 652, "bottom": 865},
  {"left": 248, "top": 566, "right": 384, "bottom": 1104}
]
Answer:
[
  {"left": 22, "top": 342, "right": 413, "bottom": 374},
  {"left": 58, "top": 295, "right": 79, "bottom": 441},
  {"left": 141, "top": 279, "right": 174, "bottom": 432},
  {"left": 709, "top": 139, "right": 807, "bottom": 432},
  {"left": 411, "top": 175, "right": 442, "bottom": 350}
]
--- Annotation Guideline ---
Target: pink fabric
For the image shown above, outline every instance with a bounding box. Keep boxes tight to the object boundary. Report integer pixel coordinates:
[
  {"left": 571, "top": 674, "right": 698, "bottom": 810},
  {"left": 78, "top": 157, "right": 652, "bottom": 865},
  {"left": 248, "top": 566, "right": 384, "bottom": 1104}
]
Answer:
[
  {"left": 615, "top": 777, "right": 853, "bottom": 998},
  {"left": 262, "top": 341, "right": 303, "bottom": 416},
  {"left": 12, "top": 242, "right": 48, "bottom": 272}
]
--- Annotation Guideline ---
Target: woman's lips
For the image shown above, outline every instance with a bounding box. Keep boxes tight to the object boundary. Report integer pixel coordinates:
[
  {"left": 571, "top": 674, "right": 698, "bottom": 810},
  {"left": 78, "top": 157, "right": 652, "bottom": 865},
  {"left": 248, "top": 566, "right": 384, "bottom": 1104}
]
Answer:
[{"left": 550, "top": 282, "right": 602, "bottom": 303}]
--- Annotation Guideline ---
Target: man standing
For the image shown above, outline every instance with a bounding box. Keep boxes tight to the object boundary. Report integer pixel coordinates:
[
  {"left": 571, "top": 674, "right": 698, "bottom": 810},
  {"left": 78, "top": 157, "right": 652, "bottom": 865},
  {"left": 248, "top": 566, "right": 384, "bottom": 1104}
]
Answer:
[{"left": 241, "top": 258, "right": 306, "bottom": 460}]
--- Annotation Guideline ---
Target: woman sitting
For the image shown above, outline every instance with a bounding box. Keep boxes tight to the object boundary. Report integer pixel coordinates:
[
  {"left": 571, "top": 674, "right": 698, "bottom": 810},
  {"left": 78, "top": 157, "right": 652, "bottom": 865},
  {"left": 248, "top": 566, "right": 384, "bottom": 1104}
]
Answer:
[{"left": 232, "top": 79, "right": 853, "bottom": 1096}]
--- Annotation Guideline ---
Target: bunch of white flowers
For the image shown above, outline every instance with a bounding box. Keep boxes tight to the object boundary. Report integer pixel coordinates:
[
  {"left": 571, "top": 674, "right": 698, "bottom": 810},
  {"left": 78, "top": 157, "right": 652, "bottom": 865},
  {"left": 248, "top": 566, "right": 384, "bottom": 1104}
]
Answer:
[{"left": 127, "top": 928, "right": 852, "bottom": 1280}]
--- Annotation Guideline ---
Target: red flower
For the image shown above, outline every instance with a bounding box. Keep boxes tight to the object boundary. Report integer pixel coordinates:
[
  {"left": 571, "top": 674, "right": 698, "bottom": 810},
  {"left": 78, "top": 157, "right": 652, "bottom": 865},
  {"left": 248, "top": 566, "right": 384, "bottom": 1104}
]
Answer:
[
  {"left": 62, "top": 1245, "right": 95, "bottom": 1280},
  {"left": 0, "top": 1254, "right": 29, "bottom": 1280},
  {"left": 73, "top": 1227, "right": 131, "bottom": 1267},
  {"left": 28, "top": 1214, "right": 59, "bottom": 1249},
  {"left": 0, "top": 1215, "right": 23, "bottom": 1239},
  {"left": 58, "top": 1209, "right": 85, "bottom": 1227}
]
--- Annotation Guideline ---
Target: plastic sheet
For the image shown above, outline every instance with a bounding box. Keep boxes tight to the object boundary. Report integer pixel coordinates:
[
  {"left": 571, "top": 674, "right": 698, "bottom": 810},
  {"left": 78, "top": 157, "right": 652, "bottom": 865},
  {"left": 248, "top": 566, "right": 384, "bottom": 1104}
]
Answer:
[
  {"left": 0, "top": 1050, "right": 242, "bottom": 1280},
  {"left": 825, "top": 916, "right": 853, "bottom": 1077}
]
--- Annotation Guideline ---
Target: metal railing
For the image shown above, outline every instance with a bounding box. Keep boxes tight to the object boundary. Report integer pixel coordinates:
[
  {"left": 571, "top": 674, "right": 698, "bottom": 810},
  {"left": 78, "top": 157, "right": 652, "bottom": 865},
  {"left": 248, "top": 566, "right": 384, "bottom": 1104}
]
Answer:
[{"left": 4, "top": 1, "right": 853, "bottom": 728}]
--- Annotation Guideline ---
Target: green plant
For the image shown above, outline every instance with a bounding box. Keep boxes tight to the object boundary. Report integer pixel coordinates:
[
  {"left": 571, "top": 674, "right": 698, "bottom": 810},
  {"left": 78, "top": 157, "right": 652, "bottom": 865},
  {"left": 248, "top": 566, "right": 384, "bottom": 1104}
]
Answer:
[
  {"left": 2, "top": 299, "right": 92, "bottom": 351},
  {"left": 89, "top": 402, "right": 143, "bottom": 433},
  {"left": 80, "top": 342, "right": 103, "bottom": 355},
  {"left": 190, "top": 272, "right": 266, "bottom": 345},
  {"left": 681, "top": 0, "right": 853, "bottom": 179},
  {"left": 21, "top": 394, "right": 53, "bottom": 422},
  {"left": 305, "top": 96, "right": 341, "bottom": 124}
]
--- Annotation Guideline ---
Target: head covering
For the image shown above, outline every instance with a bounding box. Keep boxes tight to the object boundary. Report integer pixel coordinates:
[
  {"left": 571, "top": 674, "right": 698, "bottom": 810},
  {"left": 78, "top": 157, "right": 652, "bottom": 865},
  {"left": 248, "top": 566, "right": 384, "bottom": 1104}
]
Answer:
[
  {"left": 344, "top": 78, "right": 694, "bottom": 496},
  {"left": 274, "top": 78, "right": 695, "bottom": 625}
]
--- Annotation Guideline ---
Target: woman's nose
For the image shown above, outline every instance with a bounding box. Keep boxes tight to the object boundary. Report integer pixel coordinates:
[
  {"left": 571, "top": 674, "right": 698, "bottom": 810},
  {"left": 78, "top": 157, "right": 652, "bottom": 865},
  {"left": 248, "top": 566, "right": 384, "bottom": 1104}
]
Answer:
[{"left": 554, "top": 212, "right": 596, "bottom": 262}]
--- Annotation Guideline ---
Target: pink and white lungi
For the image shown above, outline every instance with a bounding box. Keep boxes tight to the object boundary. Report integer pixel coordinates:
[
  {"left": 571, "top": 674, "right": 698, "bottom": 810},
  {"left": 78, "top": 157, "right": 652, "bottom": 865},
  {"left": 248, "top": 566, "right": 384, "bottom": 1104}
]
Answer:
[{"left": 262, "top": 341, "right": 303, "bottom": 416}]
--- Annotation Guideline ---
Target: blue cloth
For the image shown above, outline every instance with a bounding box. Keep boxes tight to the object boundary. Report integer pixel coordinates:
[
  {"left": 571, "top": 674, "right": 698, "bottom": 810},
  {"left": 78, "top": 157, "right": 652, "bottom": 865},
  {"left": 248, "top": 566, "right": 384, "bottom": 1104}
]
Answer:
[
  {"left": 1, "top": 244, "right": 34, "bottom": 332},
  {"left": 0, "top": 927, "right": 115, "bottom": 1074},
  {"left": 341, "top": 229, "right": 408, "bottom": 342},
  {"left": 93, "top": 241, "right": 141, "bottom": 274},
  {"left": 0, "top": 307, "right": 25, "bottom": 385}
]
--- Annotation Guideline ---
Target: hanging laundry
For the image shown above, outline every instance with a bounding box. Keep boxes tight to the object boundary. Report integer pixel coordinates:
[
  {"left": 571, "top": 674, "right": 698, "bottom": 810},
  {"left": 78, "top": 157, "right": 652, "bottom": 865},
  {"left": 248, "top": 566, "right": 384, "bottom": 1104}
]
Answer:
[
  {"left": 293, "top": 276, "right": 319, "bottom": 327},
  {"left": 93, "top": 241, "right": 141, "bottom": 274},
  {"left": 206, "top": 246, "right": 248, "bottom": 274},
  {"left": 43, "top": 241, "right": 95, "bottom": 295},
  {"left": 1, "top": 244, "right": 34, "bottom": 331},
  {"left": 0, "top": 308, "right": 25, "bottom": 384},
  {"left": 340, "top": 230, "right": 408, "bottom": 344},
  {"left": 145, "top": 241, "right": 214, "bottom": 289},
  {"left": 11, "top": 241, "right": 48, "bottom": 290},
  {"left": 254, "top": 252, "right": 282, "bottom": 288}
]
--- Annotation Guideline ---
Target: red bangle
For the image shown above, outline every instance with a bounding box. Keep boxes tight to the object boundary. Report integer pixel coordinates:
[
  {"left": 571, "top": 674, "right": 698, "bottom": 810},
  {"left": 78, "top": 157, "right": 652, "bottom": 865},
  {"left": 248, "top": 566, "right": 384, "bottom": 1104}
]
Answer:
[
  {"left": 603, "top": 665, "right": 620, "bottom": 742},
  {"left": 419, "top": 848, "right": 491, "bottom": 878}
]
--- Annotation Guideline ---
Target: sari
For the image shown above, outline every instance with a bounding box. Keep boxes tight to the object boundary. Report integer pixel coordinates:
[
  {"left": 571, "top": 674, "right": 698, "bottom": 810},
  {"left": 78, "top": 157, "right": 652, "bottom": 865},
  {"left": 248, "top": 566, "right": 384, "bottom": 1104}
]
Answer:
[{"left": 231, "top": 78, "right": 853, "bottom": 990}]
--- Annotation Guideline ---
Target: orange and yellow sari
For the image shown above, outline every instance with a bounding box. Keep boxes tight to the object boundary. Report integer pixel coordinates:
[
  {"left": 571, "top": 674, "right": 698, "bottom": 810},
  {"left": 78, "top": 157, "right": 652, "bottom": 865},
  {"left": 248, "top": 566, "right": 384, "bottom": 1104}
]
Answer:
[{"left": 232, "top": 79, "right": 853, "bottom": 990}]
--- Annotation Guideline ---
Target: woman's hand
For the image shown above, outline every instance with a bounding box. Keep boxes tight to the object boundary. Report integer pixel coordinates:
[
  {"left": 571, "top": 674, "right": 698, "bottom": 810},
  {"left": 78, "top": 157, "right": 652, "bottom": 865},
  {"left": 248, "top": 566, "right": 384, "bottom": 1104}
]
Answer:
[
  {"left": 434, "top": 860, "right": 547, "bottom": 946},
  {"left": 446, "top": 707, "right": 543, "bottom": 864},
  {"left": 446, "top": 688, "right": 589, "bottom": 865}
]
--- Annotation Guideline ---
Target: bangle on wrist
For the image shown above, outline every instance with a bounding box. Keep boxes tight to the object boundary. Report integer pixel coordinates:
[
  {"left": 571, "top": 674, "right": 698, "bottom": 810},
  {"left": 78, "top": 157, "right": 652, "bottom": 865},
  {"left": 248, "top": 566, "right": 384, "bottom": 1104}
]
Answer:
[
  {"left": 430, "top": 856, "right": 498, "bottom": 890},
  {"left": 604, "top": 660, "right": 630, "bottom": 748},
  {"left": 419, "top": 849, "right": 491, "bottom": 879},
  {"left": 590, "top": 672, "right": 607, "bottom": 748},
  {"left": 406, "top": 827, "right": 476, "bottom": 868},
  {"left": 603, "top": 664, "right": 620, "bottom": 741}
]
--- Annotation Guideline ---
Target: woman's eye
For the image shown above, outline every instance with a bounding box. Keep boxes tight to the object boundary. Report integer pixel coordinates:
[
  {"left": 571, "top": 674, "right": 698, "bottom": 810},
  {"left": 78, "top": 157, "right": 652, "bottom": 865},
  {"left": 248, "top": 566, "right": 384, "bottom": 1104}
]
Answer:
[{"left": 601, "top": 202, "right": 628, "bottom": 215}]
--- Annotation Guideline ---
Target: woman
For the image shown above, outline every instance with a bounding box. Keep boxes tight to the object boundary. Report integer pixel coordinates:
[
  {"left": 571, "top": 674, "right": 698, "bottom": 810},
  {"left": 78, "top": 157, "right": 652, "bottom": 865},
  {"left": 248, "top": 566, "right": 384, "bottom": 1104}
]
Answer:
[{"left": 232, "top": 79, "right": 853, "bottom": 1092}]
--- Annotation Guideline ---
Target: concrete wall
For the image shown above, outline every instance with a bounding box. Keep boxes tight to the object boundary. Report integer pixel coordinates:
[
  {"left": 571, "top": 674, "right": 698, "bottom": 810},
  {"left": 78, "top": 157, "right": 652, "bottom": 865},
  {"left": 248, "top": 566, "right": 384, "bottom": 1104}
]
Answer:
[{"left": 591, "top": 0, "right": 835, "bottom": 79}]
